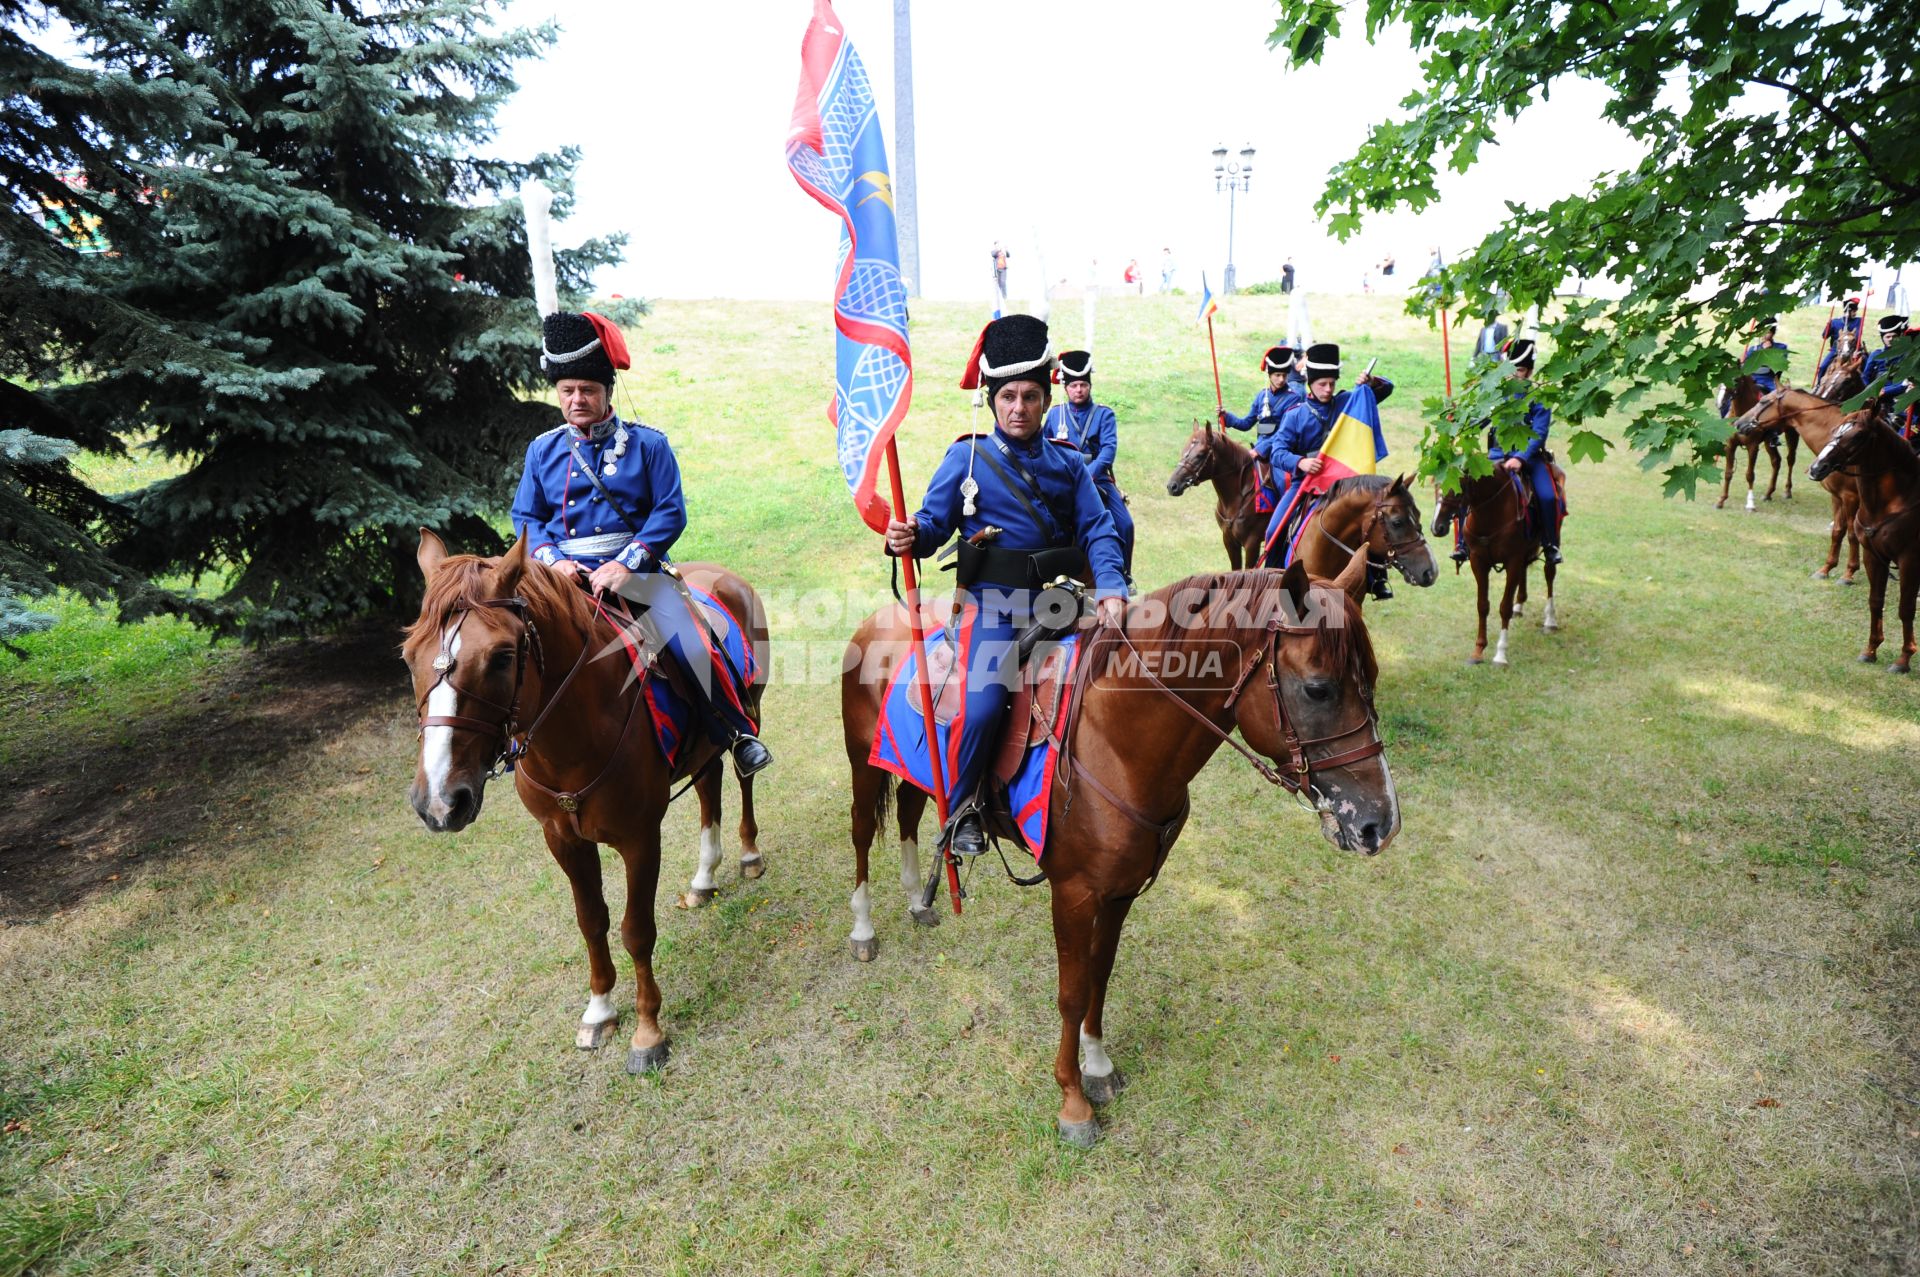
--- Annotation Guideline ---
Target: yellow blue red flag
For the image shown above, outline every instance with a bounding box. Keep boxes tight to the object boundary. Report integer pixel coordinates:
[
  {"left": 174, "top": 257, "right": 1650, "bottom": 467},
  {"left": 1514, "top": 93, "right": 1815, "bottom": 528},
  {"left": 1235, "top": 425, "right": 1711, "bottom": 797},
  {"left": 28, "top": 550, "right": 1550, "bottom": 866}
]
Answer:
[
  {"left": 785, "top": 0, "right": 913, "bottom": 534},
  {"left": 1197, "top": 273, "right": 1219, "bottom": 323},
  {"left": 1301, "top": 382, "right": 1389, "bottom": 495}
]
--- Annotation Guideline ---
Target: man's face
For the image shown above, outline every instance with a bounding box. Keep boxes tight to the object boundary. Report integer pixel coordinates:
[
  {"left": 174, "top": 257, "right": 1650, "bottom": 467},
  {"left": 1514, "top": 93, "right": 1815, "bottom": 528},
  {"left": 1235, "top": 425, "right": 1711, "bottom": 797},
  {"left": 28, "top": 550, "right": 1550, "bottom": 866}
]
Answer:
[
  {"left": 1065, "top": 379, "right": 1092, "bottom": 406},
  {"left": 1267, "top": 370, "right": 1288, "bottom": 393},
  {"left": 1512, "top": 364, "right": 1535, "bottom": 381},
  {"left": 1309, "top": 376, "right": 1336, "bottom": 403},
  {"left": 1885, "top": 330, "right": 1899, "bottom": 348},
  {"left": 557, "top": 379, "right": 611, "bottom": 428},
  {"left": 993, "top": 381, "right": 1051, "bottom": 440}
]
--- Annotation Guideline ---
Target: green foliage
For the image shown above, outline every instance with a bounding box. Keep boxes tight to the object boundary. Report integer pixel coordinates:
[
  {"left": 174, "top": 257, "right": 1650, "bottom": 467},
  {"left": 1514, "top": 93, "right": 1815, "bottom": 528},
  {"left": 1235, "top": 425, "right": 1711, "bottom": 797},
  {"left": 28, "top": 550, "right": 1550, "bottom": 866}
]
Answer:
[
  {"left": 1268, "top": 0, "right": 1920, "bottom": 496},
  {"left": 1, "top": 0, "right": 624, "bottom": 643},
  {"left": 1240, "top": 279, "right": 1288, "bottom": 295}
]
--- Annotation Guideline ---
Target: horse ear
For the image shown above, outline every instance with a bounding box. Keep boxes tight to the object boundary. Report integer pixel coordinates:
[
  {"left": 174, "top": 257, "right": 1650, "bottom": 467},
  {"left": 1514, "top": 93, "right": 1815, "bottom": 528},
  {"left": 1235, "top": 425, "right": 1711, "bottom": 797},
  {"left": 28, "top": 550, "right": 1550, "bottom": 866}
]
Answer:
[
  {"left": 1279, "top": 559, "right": 1312, "bottom": 619},
  {"left": 1332, "top": 545, "right": 1370, "bottom": 607},
  {"left": 496, "top": 528, "right": 530, "bottom": 592},
  {"left": 417, "top": 527, "right": 448, "bottom": 580},
  {"left": 1391, "top": 472, "right": 1409, "bottom": 495}
]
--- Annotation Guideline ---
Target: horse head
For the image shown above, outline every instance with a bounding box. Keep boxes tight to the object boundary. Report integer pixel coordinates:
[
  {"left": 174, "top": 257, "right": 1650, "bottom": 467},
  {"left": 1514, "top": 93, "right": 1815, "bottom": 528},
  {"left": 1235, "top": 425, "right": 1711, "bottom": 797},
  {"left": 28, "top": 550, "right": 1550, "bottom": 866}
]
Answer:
[
  {"left": 1817, "top": 348, "right": 1866, "bottom": 401},
  {"left": 1430, "top": 479, "right": 1466, "bottom": 538},
  {"left": 1732, "top": 385, "right": 1795, "bottom": 440},
  {"left": 1367, "top": 474, "right": 1438, "bottom": 587},
  {"left": 1231, "top": 554, "right": 1399, "bottom": 855},
  {"left": 403, "top": 529, "right": 551, "bottom": 832},
  {"left": 1166, "top": 420, "right": 1217, "bottom": 495},
  {"left": 1806, "top": 409, "right": 1882, "bottom": 482}
]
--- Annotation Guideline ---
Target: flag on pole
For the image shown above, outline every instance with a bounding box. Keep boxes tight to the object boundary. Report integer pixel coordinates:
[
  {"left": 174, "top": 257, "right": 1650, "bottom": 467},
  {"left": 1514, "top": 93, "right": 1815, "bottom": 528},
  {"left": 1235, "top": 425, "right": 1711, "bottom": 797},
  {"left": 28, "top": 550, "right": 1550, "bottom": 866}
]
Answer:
[
  {"left": 1197, "top": 273, "right": 1219, "bottom": 323},
  {"left": 785, "top": 0, "right": 912, "bottom": 534},
  {"left": 1299, "top": 382, "right": 1388, "bottom": 496}
]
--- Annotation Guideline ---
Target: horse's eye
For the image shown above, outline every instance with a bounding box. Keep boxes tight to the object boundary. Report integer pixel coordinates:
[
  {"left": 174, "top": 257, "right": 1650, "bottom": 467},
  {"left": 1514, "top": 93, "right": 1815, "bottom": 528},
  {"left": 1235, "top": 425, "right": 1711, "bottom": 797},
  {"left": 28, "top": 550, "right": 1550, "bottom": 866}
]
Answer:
[
  {"left": 1303, "top": 679, "right": 1337, "bottom": 703},
  {"left": 488, "top": 650, "right": 515, "bottom": 673}
]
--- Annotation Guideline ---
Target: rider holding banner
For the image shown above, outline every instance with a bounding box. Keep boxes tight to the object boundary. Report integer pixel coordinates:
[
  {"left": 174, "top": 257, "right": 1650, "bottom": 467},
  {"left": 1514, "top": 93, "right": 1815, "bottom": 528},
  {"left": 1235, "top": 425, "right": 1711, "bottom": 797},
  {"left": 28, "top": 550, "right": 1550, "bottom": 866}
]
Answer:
[
  {"left": 884, "top": 314, "right": 1127, "bottom": 858},
  {"left": 1258, "top": 342, "right": 1395, "bottom": 598}
]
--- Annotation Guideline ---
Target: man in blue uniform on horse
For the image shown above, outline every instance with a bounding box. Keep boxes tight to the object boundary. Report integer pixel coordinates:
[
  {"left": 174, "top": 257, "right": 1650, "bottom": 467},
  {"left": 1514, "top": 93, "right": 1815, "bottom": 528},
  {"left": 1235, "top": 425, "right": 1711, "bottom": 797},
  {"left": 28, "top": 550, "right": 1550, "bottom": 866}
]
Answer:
[
  {"left": 1045, "top": 350, "right": 1135, "bottom": 583},
  {"left": 884, "top": 314, "right": 1127, "bottom": 858},
  {"left": 1219, "top": 344, "right": 1302, "bottom": 517},
  {"left": 1721, "top": 319, "right": 1789, "bottom": 417},
  {"left": 1447, "top": 338, "right": 1562, "bottom": 565},
  {"left": 511, "top": 310, "right": 772, "bottom": 777},
  {"left": 1819, "top": 297, "right": 1865, "bottom": 381},
  {"left": 1864, "top": 312, "right": 1916, "bottom": 442},
  {"left": 1257, "top": 342, "right": 1396, "bottom": 599}
]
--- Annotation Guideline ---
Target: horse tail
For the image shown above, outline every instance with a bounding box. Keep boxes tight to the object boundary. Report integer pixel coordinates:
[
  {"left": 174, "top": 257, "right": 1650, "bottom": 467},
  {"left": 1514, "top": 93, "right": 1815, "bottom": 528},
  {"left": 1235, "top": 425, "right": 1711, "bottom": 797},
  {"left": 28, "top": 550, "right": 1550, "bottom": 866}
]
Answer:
[{"left": 873, "top": 770, "right": 896, "bottom": 833}]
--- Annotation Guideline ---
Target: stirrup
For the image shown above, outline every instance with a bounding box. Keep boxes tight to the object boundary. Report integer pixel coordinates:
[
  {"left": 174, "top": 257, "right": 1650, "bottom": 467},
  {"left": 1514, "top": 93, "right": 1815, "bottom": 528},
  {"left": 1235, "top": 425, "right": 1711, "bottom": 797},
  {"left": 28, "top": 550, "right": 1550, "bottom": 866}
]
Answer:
[
  {"left": 729, "top": 734, "right": 772, "bottom": 777},
  {"left": 1544, "top": 545, "right": 1563, "bottom": 565},
  {"left": 1450, "top": 545, "right": 1469, "bottom": 563}
]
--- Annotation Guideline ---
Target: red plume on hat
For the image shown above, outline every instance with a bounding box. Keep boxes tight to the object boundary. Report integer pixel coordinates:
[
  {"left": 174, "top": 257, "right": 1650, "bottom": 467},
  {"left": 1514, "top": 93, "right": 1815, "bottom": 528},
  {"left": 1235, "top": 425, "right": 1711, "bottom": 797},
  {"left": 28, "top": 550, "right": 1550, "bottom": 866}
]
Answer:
[
  {"left": 583, "top": 312, "right": 631, "bottom": 372},
  {"left": 958, "top": 323, "right": 990, "bottom": 391}
]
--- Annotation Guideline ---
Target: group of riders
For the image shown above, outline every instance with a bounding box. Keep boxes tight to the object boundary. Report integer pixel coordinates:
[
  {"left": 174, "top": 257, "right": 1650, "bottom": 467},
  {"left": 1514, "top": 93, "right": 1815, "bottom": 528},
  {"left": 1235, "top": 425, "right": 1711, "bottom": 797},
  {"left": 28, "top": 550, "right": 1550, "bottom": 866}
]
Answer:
[
  {"left": 514, "top": 293, "right": 1915, "bottom": 860},
  {"left": 1723, "top": 296, "right": 1917, "bottom": 439},
  {"left": 512, "top": 303, "right": 1577, "bottom": 860}
]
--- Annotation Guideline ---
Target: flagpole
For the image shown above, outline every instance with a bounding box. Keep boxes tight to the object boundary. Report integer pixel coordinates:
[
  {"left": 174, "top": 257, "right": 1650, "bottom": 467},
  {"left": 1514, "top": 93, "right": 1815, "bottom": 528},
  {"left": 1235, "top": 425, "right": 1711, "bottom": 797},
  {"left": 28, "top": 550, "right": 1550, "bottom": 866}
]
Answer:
[
  {"left": 884, "top": 439, "right": 962, "bottom": 914},
  {"left": 1439, "top": 307, "right": 1454, "bottom": 398},
  {"left": 1205, "top": 316, "right": 1224, "bottom": 417},
  {"left": 1816, "top": 300, "right": 1835, "bottom": 380}
]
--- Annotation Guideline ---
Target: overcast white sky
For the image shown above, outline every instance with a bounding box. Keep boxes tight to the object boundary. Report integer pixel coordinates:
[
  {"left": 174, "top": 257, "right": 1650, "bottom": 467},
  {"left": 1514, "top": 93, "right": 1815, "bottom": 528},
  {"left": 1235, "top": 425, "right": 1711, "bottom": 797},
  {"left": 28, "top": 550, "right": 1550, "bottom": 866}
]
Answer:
[{"left": 491, "top": 0, "right": 1659, "bottom": 302}]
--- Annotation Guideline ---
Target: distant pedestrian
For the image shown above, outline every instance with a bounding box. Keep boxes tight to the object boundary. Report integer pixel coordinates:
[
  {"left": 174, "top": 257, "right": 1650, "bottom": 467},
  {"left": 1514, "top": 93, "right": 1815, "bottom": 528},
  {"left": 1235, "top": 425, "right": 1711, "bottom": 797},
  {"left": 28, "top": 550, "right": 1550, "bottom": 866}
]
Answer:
[
  {"left": 991, "top": 241, "right": 1010, "bottom": 299},
  {"left": 1380, "top": 253, "right": 1396, "bottom": 278},
  {"left": 1475, "top": 308, "right": 1510, "bottom": 359},
  {"left": 1124, "top": 258, "right": 1141, "bottom": 294},
  {"left": 1159, "top": 247, "right": 1175, "bottom": 293},
  {"left": 1362, "top": 270, "right": 1372, "bottom": 295},
  {"left": 1280, "top": 258, "right": 1296, "bottom": 294},
  {"left": 1423, "top": 245, "right": 1444, "bottom": 300}
]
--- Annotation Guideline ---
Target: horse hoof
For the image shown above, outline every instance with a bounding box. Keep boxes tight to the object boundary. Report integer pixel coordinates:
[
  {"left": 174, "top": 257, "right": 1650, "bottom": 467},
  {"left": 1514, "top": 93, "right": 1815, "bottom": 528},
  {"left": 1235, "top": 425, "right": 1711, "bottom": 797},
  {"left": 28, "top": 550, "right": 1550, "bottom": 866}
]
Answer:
[
  {"left": 849, "top": 936, "right": 878, "bottom": 962},
  {"left": 1542, "top": 623, "right": 1560, "bottom": 633},
  {"left": 1714, "top": 499, "right": 1727, "bottom": 510},
  {"left": 1894, "top": 664, "right": 1912, "bottom": 676},
  {"left": 1492, "top": 658, "right": 1510, "bottom": 668},
  {"left": 576, "top": 1018, "right": 619, "bottom": 1050},
  {"left": 739, "top": 855, "right": 765, "bottom": 880},
  {"left": 909, "top": 906, "right": 942, "bottom": 929},
  {"left": 1467, "top": 656, "right": 1484, "bottom": 667},
  {"left": 1812, "top": 570, "right": 1830, "bottom": 580},
  {"left": 1859, "top": 653, "right": 1878, "bottom": 664},
  {"left": 1082, "top": 1069, "right": 1127, "bottom": 1107},
  {"left": 676, "top": 888, "right": 717, "bottom": 909},
  {"left": 1840, "top": 577, "right": 1857, "bottom": 587},
  {"left": 625, "top": 1042, "right": 670, "bottom": 1074},
  {"left": 1057, "top": 1117, "right": 1101, "bottom": 1149}
]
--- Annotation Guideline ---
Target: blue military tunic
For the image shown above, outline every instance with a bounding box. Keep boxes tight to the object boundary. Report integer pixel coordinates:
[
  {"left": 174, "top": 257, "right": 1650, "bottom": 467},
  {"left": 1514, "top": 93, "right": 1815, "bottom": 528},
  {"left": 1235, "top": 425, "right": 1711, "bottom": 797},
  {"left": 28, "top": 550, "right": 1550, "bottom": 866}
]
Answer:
[
  {"left": 903, "top": 426, "right": 1125, "bottom": 802},
  {"left": 1488, "top": 394, "right": 1560, "bottom": 535},
  {"left": 1741, "top": 340, "right": 1789, "bottom": 392},
  {"left": 510, "top": 414, "right": 754, "bottom": 745},
  {"left": 510, "top": 417, "right": 686, "bottom": 571},
  {"left": 1225, "top": 385, "right": 1305, "bottom": 506},
  {"left": 1819, "top": 315, "right": 1865, "bottom": 378},
  {"left": 1044, "top": 400, "right": 1135, "bottom": 576}
]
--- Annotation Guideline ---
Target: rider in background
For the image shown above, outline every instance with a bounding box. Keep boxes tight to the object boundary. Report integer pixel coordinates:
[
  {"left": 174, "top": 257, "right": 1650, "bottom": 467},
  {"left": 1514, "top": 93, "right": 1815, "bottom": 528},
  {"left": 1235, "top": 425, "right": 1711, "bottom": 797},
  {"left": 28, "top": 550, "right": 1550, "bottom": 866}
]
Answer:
[{"left": 1486, "top": 339, "right": 1562, "bottom": 566}]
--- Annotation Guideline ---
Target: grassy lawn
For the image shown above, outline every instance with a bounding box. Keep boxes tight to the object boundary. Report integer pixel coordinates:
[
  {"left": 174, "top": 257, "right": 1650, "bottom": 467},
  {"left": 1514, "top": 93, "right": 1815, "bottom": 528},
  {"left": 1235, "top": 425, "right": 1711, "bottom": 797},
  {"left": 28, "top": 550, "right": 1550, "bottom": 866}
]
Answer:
[{"left": 0, "top": 294, "right": 1915, "bottom": 1276}]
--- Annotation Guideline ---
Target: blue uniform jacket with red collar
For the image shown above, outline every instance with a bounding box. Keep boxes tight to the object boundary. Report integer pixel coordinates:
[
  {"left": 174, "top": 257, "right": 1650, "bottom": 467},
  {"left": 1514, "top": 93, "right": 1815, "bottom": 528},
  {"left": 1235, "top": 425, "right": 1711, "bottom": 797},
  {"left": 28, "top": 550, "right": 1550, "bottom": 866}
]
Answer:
[
  {"left": 907, "top": 428, "right": 1127, "bottom": 600},
  {"left": 510, "top": 417, "right": 686, "bottom": 571}
]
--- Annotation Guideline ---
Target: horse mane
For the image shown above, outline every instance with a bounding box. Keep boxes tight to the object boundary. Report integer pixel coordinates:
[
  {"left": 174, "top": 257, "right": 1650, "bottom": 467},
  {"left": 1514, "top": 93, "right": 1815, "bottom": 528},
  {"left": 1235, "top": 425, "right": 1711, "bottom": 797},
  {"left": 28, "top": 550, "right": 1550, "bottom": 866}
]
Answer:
[
  {"left": 1126, "top": 568, "right": 1377, "bottom": 686},
  {"left": 1323, "top": 473, "right": 1395, "bottom": 503},
  {"left": 403, "top": 550, "right": 595, "bottom": 650}
]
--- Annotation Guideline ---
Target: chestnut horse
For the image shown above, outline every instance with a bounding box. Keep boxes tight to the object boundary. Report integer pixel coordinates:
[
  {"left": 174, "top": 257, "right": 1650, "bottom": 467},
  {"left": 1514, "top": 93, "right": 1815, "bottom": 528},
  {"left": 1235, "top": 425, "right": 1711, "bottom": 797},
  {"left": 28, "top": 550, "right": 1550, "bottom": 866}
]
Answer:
[
  {"left": 1166, "top": 421, "right": 1266, "bottom": 568},
  {"left": 1430, "top": 468, "right": 1561, "bottom": 666},
  {"left": 1807, "top": 413, "right": 1920, "bottom": 672},
  {"left": 1279, "top": 474, "right": 1440, "bottom": 589},
  {"left": 403, "top": 531, "right": 769, "bottom": 1072},
  {"left": 1717, "top": 375, "right": 1800, "bottom": 510},
  {"left": 840, "top": 550, "right": 1399, "bottom": 1146},
  {"left": 1735, "top": 384, "right": 1862, "bottom": 584}
]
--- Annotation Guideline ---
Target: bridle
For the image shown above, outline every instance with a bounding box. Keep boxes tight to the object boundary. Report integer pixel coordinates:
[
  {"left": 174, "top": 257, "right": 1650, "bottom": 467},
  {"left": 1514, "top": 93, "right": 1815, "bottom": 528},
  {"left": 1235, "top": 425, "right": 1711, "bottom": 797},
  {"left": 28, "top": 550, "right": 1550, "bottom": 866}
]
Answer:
[
  {"left": 1170, "top": 428, "right": 1252, "bottom": 496},
  {"left": 1317, "top": 491, "right": 1427, "bottom": 574}
]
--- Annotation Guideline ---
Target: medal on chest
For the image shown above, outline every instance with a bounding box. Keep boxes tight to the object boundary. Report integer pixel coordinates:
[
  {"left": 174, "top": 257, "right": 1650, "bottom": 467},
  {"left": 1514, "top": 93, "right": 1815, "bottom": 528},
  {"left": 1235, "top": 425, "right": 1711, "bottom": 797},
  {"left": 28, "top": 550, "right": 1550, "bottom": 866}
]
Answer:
[
  {"left": 960, "top": 476, "right": 979, "bottom": 516},
  {"left": 602, "top": 424, "right": 630, "bottom": 476}
]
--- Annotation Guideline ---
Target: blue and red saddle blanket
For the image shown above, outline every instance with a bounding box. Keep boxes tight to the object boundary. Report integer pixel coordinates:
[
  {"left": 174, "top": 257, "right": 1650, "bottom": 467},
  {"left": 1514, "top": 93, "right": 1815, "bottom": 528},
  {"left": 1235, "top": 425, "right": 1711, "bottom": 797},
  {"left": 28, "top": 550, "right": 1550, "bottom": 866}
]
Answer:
[
  {"left": 592, "top": 586, "right": 759, "bottom": 773},
  {"left": 868, "top": 612, "right": 1081, "bottom": 859},
  {"left": 1263, "top": 492, "right": 1327, "bottom": 569}
]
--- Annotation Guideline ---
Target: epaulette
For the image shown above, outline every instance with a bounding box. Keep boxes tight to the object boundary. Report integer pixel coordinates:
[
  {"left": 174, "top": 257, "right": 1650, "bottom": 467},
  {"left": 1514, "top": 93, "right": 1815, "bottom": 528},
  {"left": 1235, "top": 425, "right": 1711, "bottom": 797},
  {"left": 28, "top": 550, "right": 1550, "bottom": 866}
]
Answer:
[
  {"left": 1045, "top": 436, "right": 1081, "bottom": 450},
  {"left": 533, "top": 423, "right": 570, "bottom": 443},
  {"left": 625, "top": 418, "right": 668, "bottom": 437},
  {"left": 952, "top": 431, "right": 988, "bottom": 443}
]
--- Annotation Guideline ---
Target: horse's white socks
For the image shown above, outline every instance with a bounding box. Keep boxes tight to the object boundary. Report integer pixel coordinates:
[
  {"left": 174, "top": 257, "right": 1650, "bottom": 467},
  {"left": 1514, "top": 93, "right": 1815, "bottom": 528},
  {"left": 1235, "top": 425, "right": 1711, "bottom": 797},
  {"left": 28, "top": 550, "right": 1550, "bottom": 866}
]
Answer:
[
  {"left": 1080, "top": 1029, "right": 1115, "bottom": 1079},
  {"left": 582, "top": 991, "right": 617, "bottom": 1026},
  {"left": 1543, "top": 598, "right": 1559, "bottom": 630},
  {"left": 1745, "top": 488, "right": 1757, "bottom": 512},
  {"left": 421, "top": 627, "right": 460, "bottom": 820},
  {"left": 690, "top": 824, "right": 723, "bottom": 892},
  {"left": 850, "top": 882, "right": 875, "bottom": 944},
  {"left": 1493, "top": 627, "right": 1511, "bottom": 665}
]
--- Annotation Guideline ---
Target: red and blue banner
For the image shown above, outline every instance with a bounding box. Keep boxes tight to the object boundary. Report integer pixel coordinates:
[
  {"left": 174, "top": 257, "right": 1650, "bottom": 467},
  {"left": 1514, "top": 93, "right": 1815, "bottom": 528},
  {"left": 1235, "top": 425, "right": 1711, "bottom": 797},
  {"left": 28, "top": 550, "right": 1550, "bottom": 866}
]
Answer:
[{"left": 786, "top": 0, "right": 913, "bottom": 534}]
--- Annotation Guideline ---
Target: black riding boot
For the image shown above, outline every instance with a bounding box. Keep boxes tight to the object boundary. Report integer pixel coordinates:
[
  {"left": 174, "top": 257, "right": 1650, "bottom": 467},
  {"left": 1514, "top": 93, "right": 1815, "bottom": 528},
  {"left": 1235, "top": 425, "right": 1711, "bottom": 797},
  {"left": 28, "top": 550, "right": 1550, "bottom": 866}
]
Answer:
[
  {"left": 1365, "top": 560, "right": 1394, "bottom": 601},
  {"left": 1449, "top": 517, "right": 1469, "bottom": 563},
  {"left": 948, "top": 809, "right": 987, "bottom": 857},
  {"left": 730, "top": 734, "right": 773, "bottom": 777}
]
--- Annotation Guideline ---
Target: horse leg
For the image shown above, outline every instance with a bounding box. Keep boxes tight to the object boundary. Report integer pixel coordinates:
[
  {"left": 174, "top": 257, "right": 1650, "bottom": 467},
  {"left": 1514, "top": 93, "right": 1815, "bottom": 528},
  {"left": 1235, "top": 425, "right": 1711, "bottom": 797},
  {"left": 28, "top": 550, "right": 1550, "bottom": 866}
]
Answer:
[
  {"left": 678, "top": 762, "right": 726, "bottom": 909},
  {"left": 1816, "top": 497, "right": 1842, "bottom": 580},
  {"left": 1784, "top": 432, "right": 1797, "bottom": 499},
  {"left": 1541, "top": 557, "right": 1560, "bottom": 632},
  {"left": 1513, "top": 569, "right": 1527, "bottom": 617},
  {"left": 616, "top": 827, "right": 670, "bottom": 1073},
  {"left": 1224, "top": 525, "right": 1242, "bottom": 572},
  {"left": 1743, "top": 442, "right": 1759, "bottom": 511},
  {"left": 1896, "top": 555, "right": 1917, "bottom": 674},
  {"left": 897, "top": 783, "right": 938, "bottom": 927},
  {"left": 1469, "top": 562, "right": 1491, "bottom": 665},
  {"left": 546, "top": 829, "right": 620, "bottom": 1051},
  {"left": 736, "top": 770, "right": 763, "bottom": 879},
  {"left": 1079, "top": 893, "right": 1137, "bottom": 1107},
  {"left": 1762, "top": 440, "right": 1780, "bottom": 502},
  {"left": 1843, "top": 500, "right": 1862, "bottom": 584},
  {"left": 1861, "top": 550, "right": 1890, "bottom": 664},
  {"left": 1492, "top": 567, "right": 1520, "bottom": 667},
  {"left": 1716, "top": 435, "right": 1736, "bottom": 509},
  {"left": 847, "top": 760, "right": 887, "bottom": 962},
  {"left": 1050, "top": 876, "right": 1102, "bottom": 1147}
]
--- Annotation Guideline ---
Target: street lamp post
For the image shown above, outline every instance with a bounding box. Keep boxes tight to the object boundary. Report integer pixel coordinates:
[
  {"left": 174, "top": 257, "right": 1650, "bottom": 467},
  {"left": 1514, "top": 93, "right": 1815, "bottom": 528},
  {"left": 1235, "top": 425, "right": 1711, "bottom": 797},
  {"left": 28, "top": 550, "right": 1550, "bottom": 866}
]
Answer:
[{"left": 1212, "top": 143, "right": 1255, "bottom": 294}]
